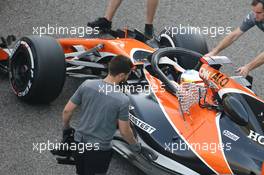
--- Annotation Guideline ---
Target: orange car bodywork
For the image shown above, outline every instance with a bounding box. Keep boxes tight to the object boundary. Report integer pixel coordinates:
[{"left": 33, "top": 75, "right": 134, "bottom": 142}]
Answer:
[
  {"left": 58, "top": 38, "right": 155, "bottom": 60},
  {"left": 144, "top": 70, "right": 233, "bottom": 174},
  {"left": 143, "top": 63, "right": 262, "bottom": 174},
  {"left": 0, "top": 48, "right": 9, "bottom": 61},
  {"left": 0, "top": 37, "right": 155, "bottom": 62},
  {"left": 200, "top": 64, "right": 264, "bottom": 103}
]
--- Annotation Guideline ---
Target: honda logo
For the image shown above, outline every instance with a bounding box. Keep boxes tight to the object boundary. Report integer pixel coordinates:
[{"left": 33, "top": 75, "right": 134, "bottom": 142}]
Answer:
[{"left": 247, "top": 130, "right": 264, "bottom": 145}]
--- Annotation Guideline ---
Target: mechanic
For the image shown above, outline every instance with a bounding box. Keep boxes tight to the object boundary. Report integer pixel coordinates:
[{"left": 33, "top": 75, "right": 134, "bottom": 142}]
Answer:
[
  {"left": 205, "top": 0, "right": 264, "bottom": 77},
  {"left": 87, "top": 0, "right": 159, "bottom": 38},
  {"left": 62, "top": 55, "right": 143, "bottom": 175}
]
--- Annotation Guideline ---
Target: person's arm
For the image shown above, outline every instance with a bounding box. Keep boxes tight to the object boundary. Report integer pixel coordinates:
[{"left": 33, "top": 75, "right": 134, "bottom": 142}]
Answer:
[
  {"left": 236, "top": 52, "right": 264, "bottom": 76},
  {"left": 62, "top": 82, "right": 85, "bottom": 128},
  {"left": 117, "top": 97, "right": 137, "bottom": 145},
  {"left": 118, "top": 103, "right": 158, "bottom": 161},
  {"left": 206, "top": 28, "right": 244, "bottom": 56},
  {"left": 62, "top": 101, "right": 78, "bottom": 128},
  {"left": 118, "top": 120, "right": 137, "bottom": 144},
  {"left": 206, "top": 12, "right": 256, "bottom": 57}
]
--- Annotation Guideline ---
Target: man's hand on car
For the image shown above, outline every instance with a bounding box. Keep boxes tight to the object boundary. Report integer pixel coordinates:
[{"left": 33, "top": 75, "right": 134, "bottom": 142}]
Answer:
[
  {"left": 204, "top": 50, "right": 217, "bottom": 57},
  {"left": 129, "top": 143, "right": 158, "bottom": 162},
  {"left": 236, "top": 65, "right": 250, "bottom": 77}
]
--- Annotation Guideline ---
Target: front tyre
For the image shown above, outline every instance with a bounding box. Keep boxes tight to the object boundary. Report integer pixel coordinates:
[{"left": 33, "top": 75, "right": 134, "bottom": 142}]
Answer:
[{"left": 9, "top": 35, "right": 66, "bottom": 103}]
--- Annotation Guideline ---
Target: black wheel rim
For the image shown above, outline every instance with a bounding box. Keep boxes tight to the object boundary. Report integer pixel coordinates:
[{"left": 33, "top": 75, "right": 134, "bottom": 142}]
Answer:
[{"left": 11, "top": 46, "right": 32, "bottom": 93}]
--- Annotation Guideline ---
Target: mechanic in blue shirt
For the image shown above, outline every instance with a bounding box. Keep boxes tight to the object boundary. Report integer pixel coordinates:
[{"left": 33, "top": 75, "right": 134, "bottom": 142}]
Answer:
[
  {"left": 206, "top": 0, "right": 264, "bottom": 77},
  {"left": 62, "top": 55, "right": 143, "bottom": 175},
  {"left": 87, "top": 0, "right": 159, "bottom": 38}
]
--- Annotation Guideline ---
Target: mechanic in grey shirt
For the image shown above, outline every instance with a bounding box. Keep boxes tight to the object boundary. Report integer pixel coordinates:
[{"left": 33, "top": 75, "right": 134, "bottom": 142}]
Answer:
[
  {"left": 62, "top": 55, "right": 141, "bottom": 175},
  {"left": 206, "top": 0, "right": 264, "bottom": 77},
  {"left": 71, "top": 79, "right": 129, "bottom": 150}
]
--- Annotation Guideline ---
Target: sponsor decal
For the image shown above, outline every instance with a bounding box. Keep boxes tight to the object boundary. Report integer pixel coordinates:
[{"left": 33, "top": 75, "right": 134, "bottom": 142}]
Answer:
[
  {"left": 211, "top": 72, "right": 229, "bottom": 87},
  {"left": 200, "top": 68, "right": 229, "bottom": 88},
  {"left": 129, "top": 113, "right": 156, "bottom": 134},
  {"left": 247, "top": 130, "right": 264, "bottom": 145},
  {"left": 223, "top": 130, "right": 240, "bottom": 141},
  {"left": 109, "top": 41, "right": 125, "bottom": 49},
  {"left": 199, "top": 67, "right": 211, "bottom": 80}
]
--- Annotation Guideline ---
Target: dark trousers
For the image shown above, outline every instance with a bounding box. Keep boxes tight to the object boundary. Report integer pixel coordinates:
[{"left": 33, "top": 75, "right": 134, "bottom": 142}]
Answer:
[{"left": 75, "top": 147, "right": 113, "bottom": 175}]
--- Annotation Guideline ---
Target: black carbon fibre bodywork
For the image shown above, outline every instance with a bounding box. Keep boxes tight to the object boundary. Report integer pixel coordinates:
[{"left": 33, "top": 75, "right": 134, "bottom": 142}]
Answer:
[{"left": 128, "top": 91, "right": 215, "bottom": 174}]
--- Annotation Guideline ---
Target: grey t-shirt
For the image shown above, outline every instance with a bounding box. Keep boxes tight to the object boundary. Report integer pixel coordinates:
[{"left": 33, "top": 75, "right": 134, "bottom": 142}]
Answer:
[
  {"left": 240, "top": 11, "right": 264, "bottom": 32},
  {"left": 70, "top": 79, "right": 129, "bottom": 150}
]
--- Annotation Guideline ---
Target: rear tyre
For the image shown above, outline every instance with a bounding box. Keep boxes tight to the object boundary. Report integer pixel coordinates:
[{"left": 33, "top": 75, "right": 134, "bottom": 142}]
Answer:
[
  {"left": 9, "top": 35, "right": 66, "bottom": 103},
  {"left": 158, "top": 28, "right": 209, "bottom": 70}
]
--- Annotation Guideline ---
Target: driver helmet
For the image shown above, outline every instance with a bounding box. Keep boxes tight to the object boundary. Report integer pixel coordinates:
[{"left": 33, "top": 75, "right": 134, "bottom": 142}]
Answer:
[{"left": 180, "top": 69, "right": 202, "bottom": 83}]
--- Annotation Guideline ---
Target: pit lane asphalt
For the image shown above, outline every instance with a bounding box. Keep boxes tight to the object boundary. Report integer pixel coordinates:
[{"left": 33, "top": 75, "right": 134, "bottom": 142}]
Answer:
[{"left": 0, "top": 0, "right": 263, "bottom": 175}]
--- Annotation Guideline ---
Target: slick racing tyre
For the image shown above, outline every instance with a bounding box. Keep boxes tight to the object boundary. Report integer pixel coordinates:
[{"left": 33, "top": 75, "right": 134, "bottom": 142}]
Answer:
[
  {"left": 9, "top": 35, "right": 66, "bottom": 103},
  {"left": 158, "top": 27, "right": 208, "bottom": 70}
]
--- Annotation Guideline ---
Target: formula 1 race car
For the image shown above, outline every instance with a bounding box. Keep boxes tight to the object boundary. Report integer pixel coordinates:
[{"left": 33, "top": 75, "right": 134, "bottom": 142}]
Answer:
[
  {"left": 0, "top": 29, "right": 209, "bottom": 103},
  {"left": 1, "top": 29, "right": 264, "bottom": 175}
]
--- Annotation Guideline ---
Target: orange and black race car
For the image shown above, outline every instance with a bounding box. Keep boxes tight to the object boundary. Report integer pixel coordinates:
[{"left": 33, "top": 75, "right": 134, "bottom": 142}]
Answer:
[{"left": 0, "top": 29, "right": 264, "bottom": 174}]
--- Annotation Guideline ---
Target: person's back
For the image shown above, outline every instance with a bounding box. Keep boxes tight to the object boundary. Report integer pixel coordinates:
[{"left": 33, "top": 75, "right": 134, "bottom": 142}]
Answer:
[{"left": 72, "top": 79, "right": 129, "bottom": 150}]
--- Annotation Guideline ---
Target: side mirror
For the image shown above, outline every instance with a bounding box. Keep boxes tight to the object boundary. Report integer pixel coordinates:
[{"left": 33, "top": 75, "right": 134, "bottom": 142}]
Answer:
[{"left": 223, "top": 95, "right": 249, "bottom": 126}]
